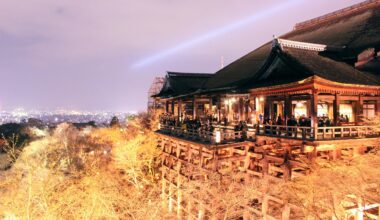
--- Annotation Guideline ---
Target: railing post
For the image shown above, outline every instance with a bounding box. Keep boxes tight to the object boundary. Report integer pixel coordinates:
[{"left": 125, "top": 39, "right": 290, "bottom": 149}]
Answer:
[
  {"left": 270, "top": 125, "right": 273, "bottom": 136},
  {"left": 323, "top": 127, "right": 326, "bottom": 139},
  {"left": 256, "top": 124, "right": 260, "bottom": 135},
  {"left": 349, "top": 127, "right": 352, "bottom": 137},
  {"left": 332, "top": 127, "right": 335, "bottom": 138},
  {"left": 302, "top": 128, "right": 306, "bottom": 140}
]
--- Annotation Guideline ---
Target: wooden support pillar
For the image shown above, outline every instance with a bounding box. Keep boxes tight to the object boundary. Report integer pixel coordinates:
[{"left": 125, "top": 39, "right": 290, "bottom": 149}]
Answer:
[
  {"left": 244, "top": 145, "right": 251, "bottom": 183},
  {"left": 178, "top": 99, "right": 182, "bottom": 121},
  {"left": 227, "top": 98, "right": 233, "bottom": 123},
  {"left": 193, "top": 97, "right": 197, "bottom": 120},
  {"left": 284, "top": 95, "right": 292, "bottom": 124},
  {"left": 282, "top": 203, "right": 291, "bottom": 220},
  {"left": 262, "top": 155, "right": 269, "bottom": 177},
  {"left": 356, "top": 95, "right": 363, "bottom": 124},
  {"left": 270, "top": 99, "right": 275, "bottom": 120},
  {"left": 333, "top": 93, "right": 340, "bottom": 125},
  {"left": 176, "top": 145, "right": 181, "bottom": 159},
  {"left": 311, "top": 91, "right": 319, "bottom": 139},
  {"left": 212, "top": 150, "right": 219, "bottom": 172},
  {"left": 208, "top": 97, "right": 213, "bottom": 115},
  {"left": 187, "top": 145, "right": 192, "bottom": 163},
  {"left": 171, "top": 100, "right": 175, "bottom": 114},
  {"left": 166, "top": 100, "right": 169, "bottom": 113},
  {"left": 162, "top": 170, "right": 167, "bottom": 209},
  {"left": 177, "top": 191, "right": 182, "bottom": 218},
  {"left": 244, "top": 99, "right": 249, "bottom": 122},
  {"left": 238, "top": 98, "right": 244, "bottom": 121},
  {"left": 282, "top": 163, "right": 292, "bottom": 181},
  {"left": 335, "top": 149, "right": 342, "bottom": 160},
  {"left": 217, "top": 96, "right": 222, "bottom": 122},
  {"left": 177, "top": 162, "right": 182, "bottom": 218},
  {"left": 264, "top": 99, "right": 270, "bottom": 122},
  {"left": 307, "top": 146, "right": 317, "bottom": 165},
  {"left": 199, "top": 147, "right": 205, "bottom": 168},
  {"left": 168, "top": 172, "right": 174, "bottom": 212},
  {"left": 262, "top": 194, "right": 269, "bottom": 220}
]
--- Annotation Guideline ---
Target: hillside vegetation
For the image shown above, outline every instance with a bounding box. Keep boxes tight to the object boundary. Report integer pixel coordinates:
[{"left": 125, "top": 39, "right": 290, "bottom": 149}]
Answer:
[{"left": 0, "top": 114, "right": 379, "bottom": 219}]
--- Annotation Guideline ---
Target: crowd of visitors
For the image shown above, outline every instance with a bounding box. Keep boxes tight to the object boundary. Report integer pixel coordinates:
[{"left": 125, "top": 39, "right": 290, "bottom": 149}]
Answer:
[
  {"left": 159, "top": 112, "right": 352, "bottom": 141},
  {"left": 263, "top": 114, "right": 312, "bottom": 127},
  {"left": 159, "top": 113, "right": 215, "bottom": 133},
  {"left": 161, "top": 112, "right": 351, "bottom": 129},
  {"left": 262, "top": 113, "right": 350, "bottom": 127},
  {"left": 159, "top": 113, "right": 252, "bottom": 141}
]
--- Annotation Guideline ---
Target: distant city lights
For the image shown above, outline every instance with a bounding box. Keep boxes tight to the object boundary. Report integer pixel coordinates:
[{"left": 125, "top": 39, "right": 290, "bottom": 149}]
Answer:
[{"left": 0, "top": 108, "right": 135, "bottom": 126}]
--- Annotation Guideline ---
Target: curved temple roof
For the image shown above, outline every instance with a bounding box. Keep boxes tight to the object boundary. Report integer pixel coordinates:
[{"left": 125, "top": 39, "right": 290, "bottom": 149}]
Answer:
[
  {"left": 203, "top": 0, "right": 380, "bottom": 90},
  {"left": 154, "top": 72, "right": 213, "bottom": 98},
  {"left": 240, "top": 41, "right": 380, "bottom": 91},
  {"left": 155, "top": 1, "right": 380, "bottom": 99}
]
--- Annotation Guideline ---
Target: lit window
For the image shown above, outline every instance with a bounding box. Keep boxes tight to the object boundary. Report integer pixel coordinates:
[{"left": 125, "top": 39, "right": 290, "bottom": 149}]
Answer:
[
  {"left": 317, "top": 103, "right": 328, "bottom": 117},
  {"left": 363, "top": 103, "right": 375, "bottom": 118},
  {"left": 294, "top": 101, "right": 307, "bottom": 118},
  {"left": 339, "top": 104, "right": 353, "bottom": 122}
]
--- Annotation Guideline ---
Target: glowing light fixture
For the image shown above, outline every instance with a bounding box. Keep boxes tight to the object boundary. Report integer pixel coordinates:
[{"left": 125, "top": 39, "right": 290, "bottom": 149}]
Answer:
[{"left": 215, "top": 130, "right": 221, "bottom": 144}]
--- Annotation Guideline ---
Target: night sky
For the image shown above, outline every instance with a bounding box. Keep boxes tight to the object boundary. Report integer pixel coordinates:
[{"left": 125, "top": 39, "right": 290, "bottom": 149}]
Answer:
[{"left": 0, "top": 0, "right": 363, "bottom": 112}]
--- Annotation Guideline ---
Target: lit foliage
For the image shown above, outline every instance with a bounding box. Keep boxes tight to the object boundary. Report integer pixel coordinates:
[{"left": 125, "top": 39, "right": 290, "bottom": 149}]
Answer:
[
  {"left": 281, "top": 116, "right": 380, "bottom": 219},
  {"left": 282, "top": 149, "right": 380, "bottom": 219},
  {"left": 0, "top": 114, "right": 166, "bottom": 219},
  {"left": 1, "top": 114, "right": 379, "bottom": 219}
]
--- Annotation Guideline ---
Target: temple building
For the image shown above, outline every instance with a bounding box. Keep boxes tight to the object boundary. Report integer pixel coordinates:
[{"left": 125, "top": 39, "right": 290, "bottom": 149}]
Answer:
[
  {"left": 153, "top": 71, "right": 213, "bottom": 119},
  {"left": 153, "top": 1, "right": 380, "bottom": 219},
  {"left": 147, "top": 76, "right": 165, "bottom": 112},
  {"left": 154, "top": 0, "right": 380, "bottom": 141}
]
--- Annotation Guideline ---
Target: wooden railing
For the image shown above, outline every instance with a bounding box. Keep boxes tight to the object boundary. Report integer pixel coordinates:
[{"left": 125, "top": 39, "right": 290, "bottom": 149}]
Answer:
[
  {"left": 159, "top": 124, "right": 256, "bottom": 144},
  {"left": 316, "top": 125, "right": 380, "bottom": 140},
  {"left": 257, "top": 124, "right": 380, "bottom": 140},
  {"left": 257, "top": 124, "right": 314, "bottom": 140},
  {"left": 159, "top": 123, "right": 380, "bottom": 142}
]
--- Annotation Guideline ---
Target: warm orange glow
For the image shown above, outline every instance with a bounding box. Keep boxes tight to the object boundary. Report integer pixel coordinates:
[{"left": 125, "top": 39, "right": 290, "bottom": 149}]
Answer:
[
  {"left": 294, "top": 101, "right": 307, "bottom": 117},
  {"left": 339, "top": 104, "right": 353, "bottom": 122}
]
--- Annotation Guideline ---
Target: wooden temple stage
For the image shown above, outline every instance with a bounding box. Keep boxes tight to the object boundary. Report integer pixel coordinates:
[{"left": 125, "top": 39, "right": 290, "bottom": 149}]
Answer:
[
  {"left": 150, "top": 1, "right": 380, "bottom": 219},
  {"left": 157, "top": 128, "right": 380, "bottom": 219}
]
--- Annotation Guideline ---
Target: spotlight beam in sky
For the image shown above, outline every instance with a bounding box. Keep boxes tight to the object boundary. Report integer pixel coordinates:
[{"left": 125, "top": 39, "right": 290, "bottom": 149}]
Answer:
[{"left": 132, "top": 0, "right": 304, "bottom": 68}]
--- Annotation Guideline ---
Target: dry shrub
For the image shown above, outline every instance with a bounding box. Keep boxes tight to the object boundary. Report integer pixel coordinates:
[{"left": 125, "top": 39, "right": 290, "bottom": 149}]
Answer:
[
  {"left": 0, "top": 116, "right": 165, "bottom": 219},
  {"left": 2, "top": 115, "right": 379, "bottom": 219},
  {"left": 282, "top": 149, "right": 380, "bottom": 219}
]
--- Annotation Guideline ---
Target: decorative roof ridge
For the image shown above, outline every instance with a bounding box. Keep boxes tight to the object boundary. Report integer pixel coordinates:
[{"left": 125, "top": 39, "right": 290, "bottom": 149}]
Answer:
[
  {"left": 273, "top": 38, "right": 328, "bottom": 52},
  {"left": 167, "top": 71, "right": 213, "bottom": 77},
  {"left": 294, "top": 0, "right": 380, "bottom": 31}
]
